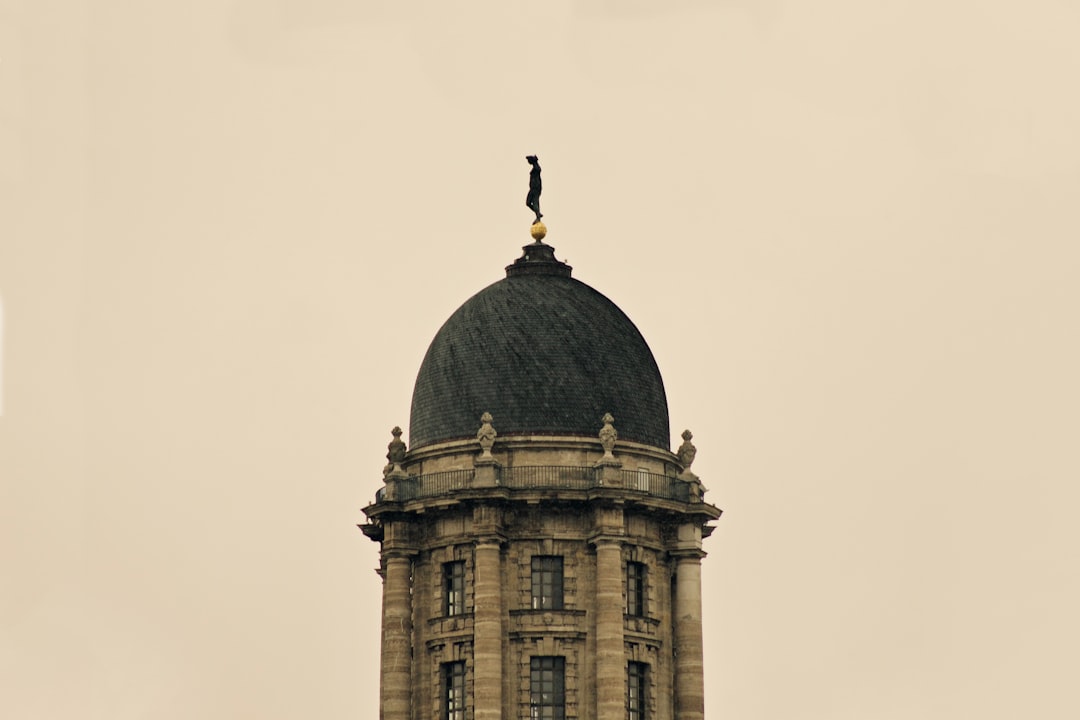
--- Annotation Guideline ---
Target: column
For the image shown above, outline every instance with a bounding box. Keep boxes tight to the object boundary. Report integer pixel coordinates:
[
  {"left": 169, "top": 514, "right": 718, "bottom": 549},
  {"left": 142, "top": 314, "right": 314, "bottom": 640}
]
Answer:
[
  {"left": 673, "top": 553, "right": 705, "bottom": 720},
  {"left": 595, "top": 538, "right": 625, "bottom": 720},
  {"left": 380, "top": 552, "right": 413, "bottom": 720},
  {"left": 473, "top": 538, "right": 503, "bottom": 720}
]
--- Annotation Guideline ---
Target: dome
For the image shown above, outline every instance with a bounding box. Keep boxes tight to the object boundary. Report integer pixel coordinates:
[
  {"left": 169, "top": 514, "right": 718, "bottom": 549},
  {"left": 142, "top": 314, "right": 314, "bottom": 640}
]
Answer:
[{"left": 409, "top": 241, "right": 670, "bottom": 450}]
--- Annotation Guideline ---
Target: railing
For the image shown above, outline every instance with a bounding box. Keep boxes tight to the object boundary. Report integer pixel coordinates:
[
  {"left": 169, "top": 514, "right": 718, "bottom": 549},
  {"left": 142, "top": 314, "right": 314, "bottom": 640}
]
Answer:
[
  {"left": 381, "top": 466, "right": 694, "bottom": 503},
  {"left": 500, "top": 465, "right": 595, "bottom": 490},
  {"left": 396, "top": 469, "right": 474, "bottom": 502},
  {"left": 618, "top": 469, "right": 691, "bottom": 502}
]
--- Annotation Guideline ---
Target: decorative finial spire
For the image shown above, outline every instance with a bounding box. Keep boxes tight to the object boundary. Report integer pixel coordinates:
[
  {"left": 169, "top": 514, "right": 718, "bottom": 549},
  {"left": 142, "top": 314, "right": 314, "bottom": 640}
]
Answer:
[
  {"left": 383, "top": 426, "right": 407, "bottom": 478},
  {"left": 675, "top": 428, "right": 705, "bottom": 500},
  {"left": 599, "top": 412, "right": 618, "bottom": 459},
  {"left": 525, "top": 155, "right": 545, "bottom": 241},
  {"left": 677, "top": 429, "right": 697, "bottom": 471},
  {"left": 477, "top": 411, "right": 497, "bottom": 460}
]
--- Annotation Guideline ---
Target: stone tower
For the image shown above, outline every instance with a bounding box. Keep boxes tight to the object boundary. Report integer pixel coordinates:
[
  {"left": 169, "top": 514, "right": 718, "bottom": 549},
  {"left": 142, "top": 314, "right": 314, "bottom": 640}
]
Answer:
[{"left": 361, "top": 224, "right": 721, "bottom": 720}]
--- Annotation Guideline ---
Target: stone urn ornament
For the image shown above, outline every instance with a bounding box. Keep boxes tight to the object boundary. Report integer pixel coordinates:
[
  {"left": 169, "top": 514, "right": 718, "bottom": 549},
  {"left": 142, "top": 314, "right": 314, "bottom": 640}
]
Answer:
[
  {"left": 676, "top": 428, "right": 706, "bottom": 500},
  {"left": 477, "top": 411, "right": 497, "bottom": 460},
  {"left": 676, "top": 429, "right": 697, "bottom": 473},
  {"left": 599, "top": 412, "right": 618, "bottom": 460},
  {"left": 383, "top": 426, "right": 407, "bottom": 479}
]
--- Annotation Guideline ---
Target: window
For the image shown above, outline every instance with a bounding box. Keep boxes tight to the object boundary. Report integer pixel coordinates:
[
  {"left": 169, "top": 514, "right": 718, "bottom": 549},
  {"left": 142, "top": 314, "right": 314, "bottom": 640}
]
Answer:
[
  {"left": 531, "top": 556, "right": 564, "bottom": 610},
  {"left": 626, "top": 561, "right": 646, "bottom": 617},
  {"left": 530, "top": 656, "right": 565, "bottom": 720},
  {"left": 442, "top": 661, "right": 466, "bottom": 720},
  {"left": 627, "top": 662, "right": 647, "bottom": 720},
  {"left": 444, "top": 561, "right": 465, "bottom": 617}
]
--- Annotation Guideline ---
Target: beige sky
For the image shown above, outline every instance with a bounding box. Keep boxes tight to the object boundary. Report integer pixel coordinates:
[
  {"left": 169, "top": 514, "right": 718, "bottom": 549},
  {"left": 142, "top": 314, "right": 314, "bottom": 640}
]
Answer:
[{"left": 3, "top": 1, "right": 1079, "bottom": 718}]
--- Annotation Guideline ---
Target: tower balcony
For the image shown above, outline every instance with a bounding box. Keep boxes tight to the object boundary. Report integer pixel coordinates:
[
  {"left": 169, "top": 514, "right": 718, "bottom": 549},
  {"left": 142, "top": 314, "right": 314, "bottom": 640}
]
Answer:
[
  {"left": 365, "top": 429, "right": 718, "bottom": 538},
  {"left": 372, "top": 465, "right": 695, "bottom": 504}
]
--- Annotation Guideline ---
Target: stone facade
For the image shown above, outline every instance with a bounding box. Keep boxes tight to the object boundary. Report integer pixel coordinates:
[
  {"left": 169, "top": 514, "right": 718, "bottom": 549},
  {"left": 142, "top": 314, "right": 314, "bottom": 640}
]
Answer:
[{"left": 362, "top": 430, "right": 720, "bottom": 720}]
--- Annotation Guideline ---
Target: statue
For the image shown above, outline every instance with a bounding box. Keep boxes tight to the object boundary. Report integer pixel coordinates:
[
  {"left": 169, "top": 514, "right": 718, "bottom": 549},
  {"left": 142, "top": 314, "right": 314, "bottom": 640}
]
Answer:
[
  {"left": 525, "top": 155, "right": 543, "bottom": 224},
  {"left": 477, "top": 411, "right": 497, "bottom": 459}
]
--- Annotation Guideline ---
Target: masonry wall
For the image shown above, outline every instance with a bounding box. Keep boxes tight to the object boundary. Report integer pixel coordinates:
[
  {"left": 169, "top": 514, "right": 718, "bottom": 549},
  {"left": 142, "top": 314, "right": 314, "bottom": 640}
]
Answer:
[
  {"left": 382, "top": 500, "right": 693, "bottom": 720},
  {"left": 366, "top": 432, "right": 718, "bottom": 720}
]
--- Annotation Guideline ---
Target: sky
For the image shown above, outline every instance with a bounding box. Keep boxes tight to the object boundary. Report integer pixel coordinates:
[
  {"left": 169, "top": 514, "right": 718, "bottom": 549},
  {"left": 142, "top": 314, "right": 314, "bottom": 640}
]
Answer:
[{"left": 2, "top": 1, "right": 1079, "bottom": 718}]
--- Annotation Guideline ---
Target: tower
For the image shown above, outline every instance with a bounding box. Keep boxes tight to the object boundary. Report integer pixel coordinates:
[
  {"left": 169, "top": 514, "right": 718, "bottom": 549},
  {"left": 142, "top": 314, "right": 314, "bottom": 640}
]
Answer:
[{"left": 361, "top": 217, "right": 721, "bottom": 720}]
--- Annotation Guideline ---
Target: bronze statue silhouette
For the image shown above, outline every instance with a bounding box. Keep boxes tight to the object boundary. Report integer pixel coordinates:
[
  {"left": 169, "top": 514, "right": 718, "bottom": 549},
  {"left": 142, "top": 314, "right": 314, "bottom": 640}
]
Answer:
[{"left": 525, "top": 155, "right": 542, "bottom": 223}]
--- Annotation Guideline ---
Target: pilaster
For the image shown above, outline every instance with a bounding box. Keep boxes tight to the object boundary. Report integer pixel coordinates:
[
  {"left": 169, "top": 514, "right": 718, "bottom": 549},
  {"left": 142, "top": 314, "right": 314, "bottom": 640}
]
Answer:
[
  {"left": 592, "top": 501, "right": 626, "bottom": 720},
  {"left": 380, "top": 551, "right": 413, "bottom": 720},
  {"left": 472, "top": 506, "right": 505, "bottom": 720},
  {"left": 672, "top": 551, "right": 705, "bottom": 720}
]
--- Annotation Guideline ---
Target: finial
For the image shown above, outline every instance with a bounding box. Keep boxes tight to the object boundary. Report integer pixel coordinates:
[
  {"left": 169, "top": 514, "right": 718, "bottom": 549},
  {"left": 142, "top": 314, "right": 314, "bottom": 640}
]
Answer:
[
  {"left": 383, "top": 425, "right": 407, "bottom": 478},
  {"left": 525, "top": 155, "right": 543, "bottom": 231},
  {"left": 599, "top": 412, "right": 618, "bottom": 459},
  {"left": 530, "top": 220, "right": 547, "bottom": 242},
  {"left": 675, "top": 428, "right": 704, "bottom": 499},
  {"left": 477, "top": 411, "right": 497, "bottom": 460},
  {"left": 677, "top": 429, "right": 697, "bottom": 471}
]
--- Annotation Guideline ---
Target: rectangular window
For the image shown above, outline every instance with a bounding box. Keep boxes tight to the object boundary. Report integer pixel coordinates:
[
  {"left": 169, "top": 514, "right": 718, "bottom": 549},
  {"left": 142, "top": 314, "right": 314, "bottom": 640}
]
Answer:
[
  {"left": 442, "top": 661, "right": 466, "bottom": 720},
  {"left": 627, "top": 661, "right": 647, "bottom": 720},
  {"left": 531, "top": 556, "right": 564, "bottom": 610},
  {"left": 530, "top": 656, "right": 565, "bottom": 720},
  {"left": 444, "top": 561, "right": 465, "bottom": 617},
  {"left": 626, "top": 561, "right": 646, "bottom": 617}
]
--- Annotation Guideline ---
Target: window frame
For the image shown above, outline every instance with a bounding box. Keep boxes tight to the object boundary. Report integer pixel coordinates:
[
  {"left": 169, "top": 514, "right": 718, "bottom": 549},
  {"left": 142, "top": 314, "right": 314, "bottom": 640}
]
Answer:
[
  {"left": 442, "top": 660, "right": 466, "bottom": 720},
  {"left": 531, "top": 556, "right": 564, "bottom": 610},
  {"left": 627, "top": 661, "right": 647, "bottom": 720},
  {"left": 636, "top": 466, "right": 650, "bottom": 492},
  {"left": 530, "top": 656, "right": 566, "bottom": 720},
  {"left": 443, "top": 560, "right": 465, "bottom": 617},
  {"left": 626, "top": 561, "right": 647, "bottom": 617}
]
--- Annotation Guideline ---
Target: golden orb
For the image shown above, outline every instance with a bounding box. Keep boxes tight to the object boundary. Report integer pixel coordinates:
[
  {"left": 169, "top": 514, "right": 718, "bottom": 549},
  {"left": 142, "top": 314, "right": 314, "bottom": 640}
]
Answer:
[{"left": 530, "top": 221, "right": 547, "bottom": 241}]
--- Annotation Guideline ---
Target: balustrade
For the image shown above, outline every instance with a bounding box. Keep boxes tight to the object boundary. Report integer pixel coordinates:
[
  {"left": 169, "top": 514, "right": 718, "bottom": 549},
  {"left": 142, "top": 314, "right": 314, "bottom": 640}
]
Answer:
[{"left": 383, "top": 466, "right": 691, "bottom": 502}]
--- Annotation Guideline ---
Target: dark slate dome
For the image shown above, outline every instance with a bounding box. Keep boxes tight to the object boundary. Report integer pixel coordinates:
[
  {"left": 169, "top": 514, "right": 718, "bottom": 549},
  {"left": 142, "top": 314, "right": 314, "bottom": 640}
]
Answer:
[{"left": 409, "top": 241, "right": 670, "bottom": 450}]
